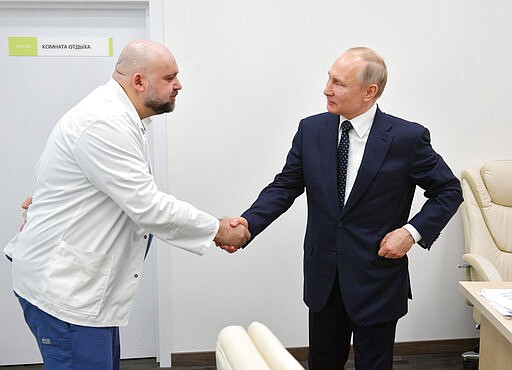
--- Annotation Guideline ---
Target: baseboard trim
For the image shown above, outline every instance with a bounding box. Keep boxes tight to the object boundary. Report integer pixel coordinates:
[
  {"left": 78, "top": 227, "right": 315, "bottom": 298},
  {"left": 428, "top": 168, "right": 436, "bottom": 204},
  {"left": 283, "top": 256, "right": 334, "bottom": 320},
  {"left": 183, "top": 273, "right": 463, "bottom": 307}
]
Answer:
[
  {"left": 171, "top": 337, "right": 479, "bottom": 366},
  {"left": 392, "top": 337, "right": 479, "bottom": 357}
]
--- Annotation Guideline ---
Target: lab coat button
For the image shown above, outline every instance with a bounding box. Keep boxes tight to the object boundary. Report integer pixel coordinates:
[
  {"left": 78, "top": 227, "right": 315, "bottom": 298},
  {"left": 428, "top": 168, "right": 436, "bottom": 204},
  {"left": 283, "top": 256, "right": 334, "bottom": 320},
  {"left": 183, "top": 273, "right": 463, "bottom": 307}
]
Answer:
[
  {"left": 134, "top": 274, "right": 139, "bottom": 278},
  {"left": 143, "top": 234, "right": 148, "bottom": 239}
]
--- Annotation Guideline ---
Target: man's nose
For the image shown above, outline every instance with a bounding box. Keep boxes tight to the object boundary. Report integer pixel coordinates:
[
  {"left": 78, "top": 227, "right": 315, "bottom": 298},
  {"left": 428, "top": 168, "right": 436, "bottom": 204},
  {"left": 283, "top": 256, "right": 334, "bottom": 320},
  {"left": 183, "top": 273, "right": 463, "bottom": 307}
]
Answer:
[
  {"left": 323, "top": 83, "right": 333, "bottom": 96},
  {"left": 174, "top": 78, "right": 182, "bottom": 90}
]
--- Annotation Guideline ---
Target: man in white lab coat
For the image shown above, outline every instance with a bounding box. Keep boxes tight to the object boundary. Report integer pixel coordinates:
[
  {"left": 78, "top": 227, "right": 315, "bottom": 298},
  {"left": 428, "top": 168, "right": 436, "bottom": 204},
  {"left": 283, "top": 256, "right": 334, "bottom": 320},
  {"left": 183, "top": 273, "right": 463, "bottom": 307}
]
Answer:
[{"left": 4, "top": 40, "right": 248, "bottom": 370}]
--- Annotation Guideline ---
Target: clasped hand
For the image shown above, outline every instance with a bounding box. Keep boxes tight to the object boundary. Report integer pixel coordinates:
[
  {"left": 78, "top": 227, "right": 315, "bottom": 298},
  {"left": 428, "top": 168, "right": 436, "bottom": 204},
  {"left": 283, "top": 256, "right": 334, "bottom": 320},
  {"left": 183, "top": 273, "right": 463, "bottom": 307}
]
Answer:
[
  {"left": 214, "top": 217, "right": 249, "bottom": 253},
  {"left": 378, "top": 227, "right": 414, "bottom": 259}
]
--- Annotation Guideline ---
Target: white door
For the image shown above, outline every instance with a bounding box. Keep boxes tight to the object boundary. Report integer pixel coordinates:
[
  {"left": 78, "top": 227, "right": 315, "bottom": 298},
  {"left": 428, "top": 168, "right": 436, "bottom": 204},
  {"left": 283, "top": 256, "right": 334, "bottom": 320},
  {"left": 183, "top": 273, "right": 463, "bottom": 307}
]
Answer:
[{"left": 0, "top": 1, "right": 158, "bottom": 365}]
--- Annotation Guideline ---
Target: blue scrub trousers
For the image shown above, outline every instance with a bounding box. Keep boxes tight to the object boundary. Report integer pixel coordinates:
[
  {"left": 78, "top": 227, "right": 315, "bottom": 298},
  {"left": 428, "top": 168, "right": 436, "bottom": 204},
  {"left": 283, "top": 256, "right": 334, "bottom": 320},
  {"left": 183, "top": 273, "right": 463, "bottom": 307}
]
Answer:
[{"left": 16, "top": 293, "right": 120, "bottom": 370}]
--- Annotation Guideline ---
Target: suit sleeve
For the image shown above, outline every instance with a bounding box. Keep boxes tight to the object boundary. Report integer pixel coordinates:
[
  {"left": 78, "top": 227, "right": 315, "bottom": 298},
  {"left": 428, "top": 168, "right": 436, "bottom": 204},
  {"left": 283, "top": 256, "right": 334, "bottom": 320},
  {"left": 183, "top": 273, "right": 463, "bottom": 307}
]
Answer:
[
  {"left": 241, "top": 121, "right": 306, "bottom": 246},
  {"left": 407, "top": 128, "right": 463, "bottom": 249}
]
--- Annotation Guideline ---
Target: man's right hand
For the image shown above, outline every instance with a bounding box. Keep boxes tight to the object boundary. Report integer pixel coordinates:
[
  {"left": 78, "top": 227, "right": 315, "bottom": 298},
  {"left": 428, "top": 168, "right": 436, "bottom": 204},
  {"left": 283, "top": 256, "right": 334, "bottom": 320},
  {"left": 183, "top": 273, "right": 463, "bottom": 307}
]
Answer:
[{"left": 214, "top": 217, "right": 250, "bottom": 253}]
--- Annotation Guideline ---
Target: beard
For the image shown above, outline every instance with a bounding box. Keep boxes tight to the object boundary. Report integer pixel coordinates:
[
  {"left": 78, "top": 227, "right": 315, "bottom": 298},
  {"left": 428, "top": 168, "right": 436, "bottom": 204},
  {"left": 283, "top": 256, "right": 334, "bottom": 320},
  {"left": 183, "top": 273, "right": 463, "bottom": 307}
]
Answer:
[
  {"left": 144, "top": 82, "right": 176, "bottom": 115},
  {"left": 145, "top": 97, "right": 174, "bottom": 115}
]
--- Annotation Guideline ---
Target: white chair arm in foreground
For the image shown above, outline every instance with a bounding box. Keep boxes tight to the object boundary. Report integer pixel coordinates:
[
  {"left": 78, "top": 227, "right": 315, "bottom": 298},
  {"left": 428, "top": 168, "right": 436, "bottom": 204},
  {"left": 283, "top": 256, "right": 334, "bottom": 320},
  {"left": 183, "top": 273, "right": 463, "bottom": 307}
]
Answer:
[
  {"left": 216, "top": 321, "right": 304, "bottom": 370},
  {"left": 216, "top": 325, "right": 270, "bottom": 370},
  {"left": 248, "top": 321, "right": 305, "bottom": 370}
]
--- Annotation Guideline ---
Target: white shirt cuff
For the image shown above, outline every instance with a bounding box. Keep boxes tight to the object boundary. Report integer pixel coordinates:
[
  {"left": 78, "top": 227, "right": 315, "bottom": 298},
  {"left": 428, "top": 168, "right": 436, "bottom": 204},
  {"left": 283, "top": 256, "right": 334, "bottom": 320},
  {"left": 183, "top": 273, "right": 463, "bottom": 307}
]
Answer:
[{"left": 403, "top": 224, "right": 422, "bottom": 243}]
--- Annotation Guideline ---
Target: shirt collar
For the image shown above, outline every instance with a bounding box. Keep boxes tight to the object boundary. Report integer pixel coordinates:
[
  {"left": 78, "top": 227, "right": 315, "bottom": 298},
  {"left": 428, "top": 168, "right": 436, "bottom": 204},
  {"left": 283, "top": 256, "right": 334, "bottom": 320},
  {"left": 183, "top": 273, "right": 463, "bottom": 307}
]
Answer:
[
  {"left": 141, "top": 118, "right": 152, "bottom": 136},
  {"left": 109, "top": 78, "right": 150, "bottom": 136},
  {"left": 340, "top": 103, "right": 377, "bottom": 138}
]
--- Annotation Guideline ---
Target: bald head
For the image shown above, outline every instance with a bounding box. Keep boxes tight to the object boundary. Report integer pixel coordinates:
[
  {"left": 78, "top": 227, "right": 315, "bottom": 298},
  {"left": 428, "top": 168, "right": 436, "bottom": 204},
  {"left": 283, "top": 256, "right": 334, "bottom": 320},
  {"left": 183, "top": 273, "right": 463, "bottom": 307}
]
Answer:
[
  {"left": 113, "top": 40, "right": 175, "bottom": 80},
  {"left": 112, "top": 40, "right": 182, "bottom": 119}
]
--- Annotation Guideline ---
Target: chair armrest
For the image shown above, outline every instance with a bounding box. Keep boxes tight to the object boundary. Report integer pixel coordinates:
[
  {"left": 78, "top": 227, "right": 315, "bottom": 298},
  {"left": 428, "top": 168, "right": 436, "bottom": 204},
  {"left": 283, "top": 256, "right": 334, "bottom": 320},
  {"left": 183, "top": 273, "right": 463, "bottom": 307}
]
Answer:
[
  {"left": 216, "top": 325, "right": 271, "bottom": 370},
  {"left": 462, "top": 253, "right": 503, "bottom": 282},
  {"left": 248, "top": 321, "right": 305, "bottom": 370}
]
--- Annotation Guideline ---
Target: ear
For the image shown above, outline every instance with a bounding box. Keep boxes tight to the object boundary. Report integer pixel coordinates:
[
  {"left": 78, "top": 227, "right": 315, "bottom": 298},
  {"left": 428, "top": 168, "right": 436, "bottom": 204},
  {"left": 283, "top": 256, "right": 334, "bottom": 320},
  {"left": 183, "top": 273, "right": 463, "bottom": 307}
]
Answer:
[
  {"left": 364, "top": 84, "right": 379, "bottom": 101},
  {"left": 132, "top": 72, "right": 145, "bottom": 92}
]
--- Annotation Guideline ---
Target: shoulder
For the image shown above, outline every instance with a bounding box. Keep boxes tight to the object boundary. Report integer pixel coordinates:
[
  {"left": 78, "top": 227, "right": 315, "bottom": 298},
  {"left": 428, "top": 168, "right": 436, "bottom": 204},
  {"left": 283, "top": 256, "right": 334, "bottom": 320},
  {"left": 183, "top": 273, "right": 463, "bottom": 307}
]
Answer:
[
  {"left": 301, "top": 111, "right": 338, "bottom": 123},
  {"left": 62, "top": 92, "right": 142, "bottom": 153},
  {"left": 377, "top": 108, "right": 428, "bottom": 138},
  {"left": 298, "top": 112, "right": 338, "bottom": 132},
  {"left": 68, "top": 82, "right": 138, "bottom": 133}
]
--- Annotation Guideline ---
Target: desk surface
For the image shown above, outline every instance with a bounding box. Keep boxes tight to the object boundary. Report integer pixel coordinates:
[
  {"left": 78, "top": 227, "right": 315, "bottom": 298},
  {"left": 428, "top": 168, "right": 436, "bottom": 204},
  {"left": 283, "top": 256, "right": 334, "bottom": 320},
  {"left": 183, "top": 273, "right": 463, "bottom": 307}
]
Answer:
[{"left": 458, "top": 281, "right": 512, "bottom": 344}]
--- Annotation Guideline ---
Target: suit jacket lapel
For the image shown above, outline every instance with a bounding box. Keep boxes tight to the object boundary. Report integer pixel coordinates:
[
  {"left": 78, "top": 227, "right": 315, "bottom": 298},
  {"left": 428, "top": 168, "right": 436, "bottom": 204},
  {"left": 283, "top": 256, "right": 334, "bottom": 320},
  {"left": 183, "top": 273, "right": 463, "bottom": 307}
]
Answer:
[
  {"left": 318, "top": 113, "right": 340, "bottom": 216},
  {"left": 342, "top": 108, "right": 393, "bottom": 215}
]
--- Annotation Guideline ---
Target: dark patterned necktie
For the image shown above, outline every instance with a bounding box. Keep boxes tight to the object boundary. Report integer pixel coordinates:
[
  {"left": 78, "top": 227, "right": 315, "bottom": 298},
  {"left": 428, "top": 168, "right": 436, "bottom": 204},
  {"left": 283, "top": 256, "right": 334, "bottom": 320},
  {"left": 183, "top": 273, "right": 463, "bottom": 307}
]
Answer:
[{"left": 337, "top": 120, "right": 353, "bottom": 208}]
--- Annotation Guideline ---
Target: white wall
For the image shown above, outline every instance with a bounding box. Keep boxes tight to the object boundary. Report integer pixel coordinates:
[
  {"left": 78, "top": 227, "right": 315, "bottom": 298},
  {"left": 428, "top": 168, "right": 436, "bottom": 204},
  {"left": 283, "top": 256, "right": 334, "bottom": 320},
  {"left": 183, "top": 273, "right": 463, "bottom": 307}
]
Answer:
[{"left": 162, "top": 0, "right": 512, "bottom": 353}]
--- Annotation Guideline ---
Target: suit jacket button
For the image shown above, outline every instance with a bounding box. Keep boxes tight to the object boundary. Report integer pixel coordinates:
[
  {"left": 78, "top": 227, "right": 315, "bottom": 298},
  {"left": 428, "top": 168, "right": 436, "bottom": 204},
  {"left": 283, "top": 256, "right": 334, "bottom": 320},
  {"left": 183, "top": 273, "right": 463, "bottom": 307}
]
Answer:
[{"left": 337, "top": 221, "right": 343, "bottom": 228}]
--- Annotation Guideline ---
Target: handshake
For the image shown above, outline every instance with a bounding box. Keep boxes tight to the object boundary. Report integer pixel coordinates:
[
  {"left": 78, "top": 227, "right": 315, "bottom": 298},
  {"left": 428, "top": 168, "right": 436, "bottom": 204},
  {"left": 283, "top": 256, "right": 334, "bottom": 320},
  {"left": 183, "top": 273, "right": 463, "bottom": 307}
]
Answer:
[{"left": 213, "top": 217, "right": 250, "bottom": 253}]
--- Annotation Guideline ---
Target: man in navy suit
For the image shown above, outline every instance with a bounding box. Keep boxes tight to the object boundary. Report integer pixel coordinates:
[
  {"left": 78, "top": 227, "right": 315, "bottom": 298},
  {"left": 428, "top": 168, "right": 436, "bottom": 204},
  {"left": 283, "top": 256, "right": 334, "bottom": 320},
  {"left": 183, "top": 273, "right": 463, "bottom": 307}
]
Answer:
[{"left": 222, "top": 47, "right": 463, "bottom": 369}]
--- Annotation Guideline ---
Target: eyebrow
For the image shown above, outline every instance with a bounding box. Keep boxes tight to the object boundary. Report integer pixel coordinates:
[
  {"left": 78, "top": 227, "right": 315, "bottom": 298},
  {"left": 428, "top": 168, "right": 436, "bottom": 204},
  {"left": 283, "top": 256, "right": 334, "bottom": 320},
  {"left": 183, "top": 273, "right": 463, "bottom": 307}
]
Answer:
[{"left": 328, "top": 72, "right": 340, "bottom": 82}]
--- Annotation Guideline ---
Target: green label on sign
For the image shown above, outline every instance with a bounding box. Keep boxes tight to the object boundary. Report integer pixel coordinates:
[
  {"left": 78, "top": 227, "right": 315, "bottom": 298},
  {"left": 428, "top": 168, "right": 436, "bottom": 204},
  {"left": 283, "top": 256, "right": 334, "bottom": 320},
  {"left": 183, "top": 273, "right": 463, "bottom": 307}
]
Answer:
[
  {"left": 109, "top": 37, "right": 113, "bottom": 57},
  {"left": 8, "top": 36, "right": 38, "bottom": 56}
]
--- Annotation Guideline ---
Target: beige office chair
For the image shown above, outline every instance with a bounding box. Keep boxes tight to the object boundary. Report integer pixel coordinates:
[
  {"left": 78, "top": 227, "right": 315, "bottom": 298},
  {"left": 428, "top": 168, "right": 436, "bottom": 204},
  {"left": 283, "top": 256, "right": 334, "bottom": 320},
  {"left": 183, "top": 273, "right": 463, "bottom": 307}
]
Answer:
[
  {"left": 459, "top": 160, "right": 512, "bottom": 369},
  {"left": 461, "top": 160, "right": 512, "bottom": 317}
]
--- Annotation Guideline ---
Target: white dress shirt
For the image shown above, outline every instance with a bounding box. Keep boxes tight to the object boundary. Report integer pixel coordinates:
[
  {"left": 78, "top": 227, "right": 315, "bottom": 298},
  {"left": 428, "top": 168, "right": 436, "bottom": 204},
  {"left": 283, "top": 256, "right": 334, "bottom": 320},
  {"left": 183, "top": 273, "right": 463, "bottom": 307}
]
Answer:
[
  {"left": 4, "top": 79, "right": 219, "bottom": 327},
  {"left": 339, "top": 104, "right": 422, "bottom": 242}
]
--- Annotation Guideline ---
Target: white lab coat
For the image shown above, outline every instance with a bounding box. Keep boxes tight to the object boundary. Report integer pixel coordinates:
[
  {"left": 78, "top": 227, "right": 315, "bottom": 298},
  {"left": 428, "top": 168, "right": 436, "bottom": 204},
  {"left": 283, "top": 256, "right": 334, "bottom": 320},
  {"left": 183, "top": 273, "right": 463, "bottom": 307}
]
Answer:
[{"left": 4, "top": 79, "right": 219, "bottom": 327}]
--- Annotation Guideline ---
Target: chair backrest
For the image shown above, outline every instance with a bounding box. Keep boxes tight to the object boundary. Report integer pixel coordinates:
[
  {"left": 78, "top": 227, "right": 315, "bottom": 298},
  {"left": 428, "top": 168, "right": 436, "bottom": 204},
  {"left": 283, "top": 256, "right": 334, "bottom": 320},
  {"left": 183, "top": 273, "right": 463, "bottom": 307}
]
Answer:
[{"left": 461, "top": 160, "right": 512, "bottom": 281}]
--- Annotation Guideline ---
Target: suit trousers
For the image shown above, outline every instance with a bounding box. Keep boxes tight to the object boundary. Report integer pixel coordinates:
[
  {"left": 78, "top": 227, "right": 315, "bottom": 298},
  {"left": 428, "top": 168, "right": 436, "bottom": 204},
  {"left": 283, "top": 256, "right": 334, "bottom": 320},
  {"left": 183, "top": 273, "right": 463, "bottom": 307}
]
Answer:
[
  {"left": 16, "top": 293, "right": 120, "bottom": 370},
  {"left": 308, "top": 272, "right": 397, "bottom": 370}
]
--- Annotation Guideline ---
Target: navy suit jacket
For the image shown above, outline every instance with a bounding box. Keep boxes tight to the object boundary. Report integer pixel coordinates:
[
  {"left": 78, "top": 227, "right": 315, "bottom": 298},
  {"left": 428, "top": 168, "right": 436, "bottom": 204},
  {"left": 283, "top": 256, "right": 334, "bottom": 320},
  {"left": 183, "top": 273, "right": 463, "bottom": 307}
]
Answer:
[{"left": 241, "top": 108, "right": 463, "bottom": 326}]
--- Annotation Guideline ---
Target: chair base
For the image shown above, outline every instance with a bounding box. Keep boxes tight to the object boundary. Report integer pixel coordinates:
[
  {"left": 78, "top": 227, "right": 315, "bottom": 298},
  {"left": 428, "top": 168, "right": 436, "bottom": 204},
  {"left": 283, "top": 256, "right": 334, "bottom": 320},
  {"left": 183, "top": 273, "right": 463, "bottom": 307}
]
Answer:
[{"left": 462, "top": 351, "right": 479, "bottom": 370}]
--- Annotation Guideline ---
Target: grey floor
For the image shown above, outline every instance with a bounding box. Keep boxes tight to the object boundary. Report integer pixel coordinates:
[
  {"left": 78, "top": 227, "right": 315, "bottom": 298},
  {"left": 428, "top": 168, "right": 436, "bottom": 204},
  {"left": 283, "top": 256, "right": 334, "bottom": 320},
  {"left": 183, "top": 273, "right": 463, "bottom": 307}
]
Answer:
[{"left": 3, "top": 353, "right": 471, "bottom": 370}]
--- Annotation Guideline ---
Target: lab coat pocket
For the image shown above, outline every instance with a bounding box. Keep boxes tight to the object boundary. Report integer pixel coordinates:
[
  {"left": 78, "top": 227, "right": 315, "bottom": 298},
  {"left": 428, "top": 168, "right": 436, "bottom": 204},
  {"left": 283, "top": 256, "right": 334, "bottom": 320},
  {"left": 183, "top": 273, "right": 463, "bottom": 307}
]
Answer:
[{"left": 42, "top": 241, "right": 113, "bottom": 316}]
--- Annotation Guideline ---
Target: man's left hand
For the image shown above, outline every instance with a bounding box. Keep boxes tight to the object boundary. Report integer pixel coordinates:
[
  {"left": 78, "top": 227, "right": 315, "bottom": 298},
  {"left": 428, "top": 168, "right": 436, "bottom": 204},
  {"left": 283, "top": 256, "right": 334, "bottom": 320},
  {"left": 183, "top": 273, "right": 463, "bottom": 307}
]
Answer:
[{"left": 378, "top": 227, "right": 414, "bottom": 259}]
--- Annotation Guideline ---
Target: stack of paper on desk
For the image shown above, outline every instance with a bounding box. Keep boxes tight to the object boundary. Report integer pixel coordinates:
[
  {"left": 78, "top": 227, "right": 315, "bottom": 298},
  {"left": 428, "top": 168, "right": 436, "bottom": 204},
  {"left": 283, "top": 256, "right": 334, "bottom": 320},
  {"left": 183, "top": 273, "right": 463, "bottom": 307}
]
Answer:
[{"left": 480, "top": 289, "right": 512, "bottom": 319}]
